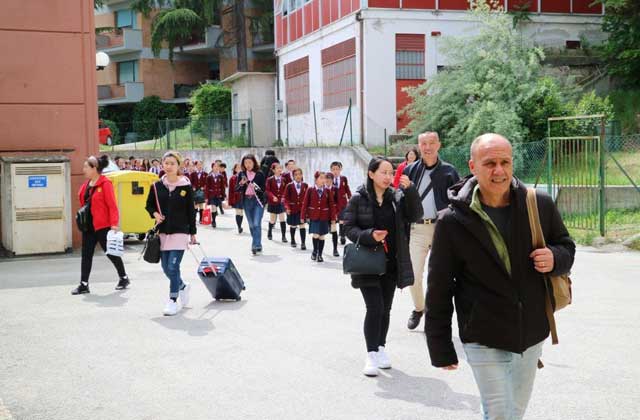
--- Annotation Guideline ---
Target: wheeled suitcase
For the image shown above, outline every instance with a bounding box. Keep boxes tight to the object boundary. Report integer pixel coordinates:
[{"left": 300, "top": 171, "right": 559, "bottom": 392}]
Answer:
[{"left": 190, "top": 245, "right": 246, "bottom": 301}]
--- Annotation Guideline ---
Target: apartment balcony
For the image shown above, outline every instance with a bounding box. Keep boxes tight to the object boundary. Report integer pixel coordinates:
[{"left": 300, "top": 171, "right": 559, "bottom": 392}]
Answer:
[
  {"left": 97, "top": 82, "right": 144, "bottom": 105},
  {"left": 96, "top": 28, "right": 143, "bottom": 55},
  {"left": 174, "top": 25, "right": 223, "bottom": 56}
]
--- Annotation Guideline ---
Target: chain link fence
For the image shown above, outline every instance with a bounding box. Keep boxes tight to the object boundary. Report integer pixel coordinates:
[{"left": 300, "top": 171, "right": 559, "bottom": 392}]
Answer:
[{"left": 99, "top": 117, "right": 252, "bottom": 151}]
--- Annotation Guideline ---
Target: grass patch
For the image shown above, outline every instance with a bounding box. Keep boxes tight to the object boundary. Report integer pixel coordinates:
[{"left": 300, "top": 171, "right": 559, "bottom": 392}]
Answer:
[{"left": 565, "top": 208, "right": 640, "bottom": 245}]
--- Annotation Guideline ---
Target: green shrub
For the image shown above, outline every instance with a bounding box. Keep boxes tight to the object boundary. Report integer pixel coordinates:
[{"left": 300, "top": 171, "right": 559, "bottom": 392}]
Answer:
[
  {"left": 190, "top": 83, "right": 232, "bottom": 118},
  {"left": 132, "top": 96, "right": 180, "bottom": 140}
]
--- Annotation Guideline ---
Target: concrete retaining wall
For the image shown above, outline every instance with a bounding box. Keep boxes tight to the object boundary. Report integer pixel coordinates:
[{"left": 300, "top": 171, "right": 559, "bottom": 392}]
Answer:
[
  {"left": 557, "top": 186, "right": 640, "bottom": 213},
  {"left": 104, "top": 146, "right": 374, "bottom": 190}
]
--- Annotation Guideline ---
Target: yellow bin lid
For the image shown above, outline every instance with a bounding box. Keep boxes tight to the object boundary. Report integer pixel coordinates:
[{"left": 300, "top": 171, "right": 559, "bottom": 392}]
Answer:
[{"left": 105, "top": 170, "right": 159, "bottom": 183}]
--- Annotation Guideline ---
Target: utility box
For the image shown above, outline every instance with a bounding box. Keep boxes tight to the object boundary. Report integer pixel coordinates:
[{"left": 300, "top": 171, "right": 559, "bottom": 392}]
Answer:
[{"left": 0, "top": 156, "right": 72, "bottom": 255}]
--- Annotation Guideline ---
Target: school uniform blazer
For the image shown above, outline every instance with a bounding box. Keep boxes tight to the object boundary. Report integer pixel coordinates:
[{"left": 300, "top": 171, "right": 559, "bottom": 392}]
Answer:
[
  {"left": 284, "top": 182, "right": 308, "bottom": 214},
  {"left": 282, "top": 172, "right": 293, "bottom": 185},
  {"left": 334, "top": 175, "right": 352, "bottom": 212},
  {"left": 190, "top": 171, "right": 208, "bottom": 190},
  {"left": 204, "top": 173, "right": 226, "bottom": 200},
  {"left": 301, "top": 186, "right": 337, "bottom": 222},
  {"left": 266, "top": 176, "right": 287, "bottom": 205},
  {"left": 228, "top": 174, "right": 243, "bottom": 207}
]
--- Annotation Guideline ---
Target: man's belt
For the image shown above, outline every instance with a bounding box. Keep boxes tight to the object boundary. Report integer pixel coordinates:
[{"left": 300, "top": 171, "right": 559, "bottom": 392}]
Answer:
[{"left": 415, "top": 218, "right": 437, "bottom": 225}]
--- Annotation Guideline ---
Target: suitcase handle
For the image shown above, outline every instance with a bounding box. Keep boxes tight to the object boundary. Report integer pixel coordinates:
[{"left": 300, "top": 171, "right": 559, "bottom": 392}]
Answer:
[{"left": 188, "top": 243, "right": 219, "bottom": 276}]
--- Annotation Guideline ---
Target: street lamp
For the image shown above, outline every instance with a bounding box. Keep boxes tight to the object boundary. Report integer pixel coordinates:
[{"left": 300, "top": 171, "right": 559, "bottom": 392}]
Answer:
[{"left": 96, "top": 51, "right": 110, "bottom": 70}]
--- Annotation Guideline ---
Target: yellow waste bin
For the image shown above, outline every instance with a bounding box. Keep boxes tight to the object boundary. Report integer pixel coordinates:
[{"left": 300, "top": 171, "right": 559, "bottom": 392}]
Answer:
[{"left": 106, "top": 170, "right": 159, "bottom": 239}]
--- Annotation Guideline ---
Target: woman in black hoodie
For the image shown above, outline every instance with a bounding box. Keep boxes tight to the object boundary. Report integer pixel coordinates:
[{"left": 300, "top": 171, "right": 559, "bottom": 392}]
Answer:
[{"left": 343, "top": 157, "right": 423, "bottom": 377}]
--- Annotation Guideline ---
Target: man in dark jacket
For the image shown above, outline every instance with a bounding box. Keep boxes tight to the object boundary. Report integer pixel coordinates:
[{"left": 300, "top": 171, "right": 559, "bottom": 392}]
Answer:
[
  {"left": 425, "top": 133, "right": 575, "bottom": 420},
  {"left": 260, "top": 150, "right": 280, "bottom": 178},
  {"left": 403, "top": 132, "right": 460, "bottom": 330}
]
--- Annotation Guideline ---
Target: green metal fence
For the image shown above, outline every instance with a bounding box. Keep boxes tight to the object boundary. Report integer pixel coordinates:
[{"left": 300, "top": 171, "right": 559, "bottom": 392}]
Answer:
[{"left": 99, "top": 116, "right": 252, "bottom": 151}]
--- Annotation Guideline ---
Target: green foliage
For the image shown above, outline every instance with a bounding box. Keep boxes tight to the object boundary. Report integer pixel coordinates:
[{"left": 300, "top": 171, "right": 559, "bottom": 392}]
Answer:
[
  {"left": 101, "top": 119, "right": 121, "bottom": 144},
  {"left": 404, "top": 1, "right": 545, "bottom": 146},
  {"left": 594, "top": 0, "right": 640, "bottom": 88},
  {"left": 99, "top": 105, "right": 135, "bottom": 123},
  {"left": 520, "top": 77, "right": 573, "bottom": 140},
  {"left": 132, "top": 96, "right": 180, "bottom": 139},
  {"left": 131, "top": 1, "right": 222, "bottom": 62},
  {"left": 609, "top": 89, "right": 640, "bottom": 133},
  {"left": 189, "top": 83, "right": 231, "bottom": 117},
  {"left": 567, "top": 91, "right": 615, "bottom": 136}
]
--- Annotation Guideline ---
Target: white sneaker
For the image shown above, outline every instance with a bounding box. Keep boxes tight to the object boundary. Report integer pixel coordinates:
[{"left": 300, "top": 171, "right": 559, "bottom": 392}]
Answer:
[
  {"left": 163, "top": 299, "right": 182, "bottom": 316},
  {"left": 179, "top": 283, "right": 191, "bottom": 307},
  {"left": 377, "top": 346, "right": 392, "bottom": 369},
  {"left": 363, "top": 352, "right": 379, "bottom": 377}
]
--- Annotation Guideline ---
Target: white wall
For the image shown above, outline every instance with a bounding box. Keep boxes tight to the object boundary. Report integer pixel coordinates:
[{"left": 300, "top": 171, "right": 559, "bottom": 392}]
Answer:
[
  {"left": 230, "top": 74, "right": 276, "bottom": 147},
  {"left": 277, "top": 16, "right": 362, "bottom": 147}
]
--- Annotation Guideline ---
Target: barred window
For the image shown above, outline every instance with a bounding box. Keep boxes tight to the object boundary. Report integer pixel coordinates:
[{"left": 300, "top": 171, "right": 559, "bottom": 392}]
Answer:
[
  {"left": 285, "top": 57, "right": 310, "bottom": 115},
  {"left": 322, "top": 38, "right": 357, "bottom": 110},
  {"left": 396, "top": 34, "right": 425, "bottom": 80}
]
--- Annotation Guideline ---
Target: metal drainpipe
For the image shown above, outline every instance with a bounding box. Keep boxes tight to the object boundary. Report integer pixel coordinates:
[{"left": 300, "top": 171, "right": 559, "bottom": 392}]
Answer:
[{"left": 357, "top": 11, "right": 364, "bottom": 145}]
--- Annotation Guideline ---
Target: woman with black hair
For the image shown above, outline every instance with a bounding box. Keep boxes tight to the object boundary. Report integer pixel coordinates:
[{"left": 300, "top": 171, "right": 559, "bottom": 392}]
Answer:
[
  {"left": 343, "top": 157, "right": 423, "bottom": 377},
  {"left": 72, "top": 155, "right": 129, "bottom": 295},
  {"left": 235, "top": 154, "right": 267, "bottom": 255}
]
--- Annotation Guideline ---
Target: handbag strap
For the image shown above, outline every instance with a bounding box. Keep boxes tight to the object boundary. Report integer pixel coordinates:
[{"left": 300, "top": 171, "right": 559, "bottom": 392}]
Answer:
[{"left": 526, "top": 188, "right": 558, "bottom": 345}]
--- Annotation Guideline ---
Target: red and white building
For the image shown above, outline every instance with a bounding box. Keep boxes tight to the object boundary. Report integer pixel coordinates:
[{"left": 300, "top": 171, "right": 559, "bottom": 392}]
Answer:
[{"left": 274, "top": 1, "right": 606, "bottom": 146}]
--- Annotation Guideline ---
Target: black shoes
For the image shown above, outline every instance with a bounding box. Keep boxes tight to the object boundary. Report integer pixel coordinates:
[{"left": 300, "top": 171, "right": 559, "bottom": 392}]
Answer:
[
  {"left": 340, "top": 236, "right": 346, "bottom": 245},
  {"left": 115, "top": 276, "right": 130, "bottom": 290},
  {"left": 311, "top": 252, "right": 317, "bottom": 261},
  {"left": 71, "top": 283, "right": 90, "bottom": 295},
  {"left": 317, "top": 255, "right": 324, "bottom": 263},
  {"left": 238, "top": 227, "right": 243, "bottom": 234},
  {"left": 300, "top": 243, "right": 307, "bottom": 251},
  {"left": 252, "top": 248, "right": 257, "bottom": 255},
  {"left": 407, "top": 310, "right": 424, "bottom": 330},
  {"left": 333, "top": 249, "right": 340, "bottom": 257},
  {"left": 282, "top": 235, "right": 288, "bottom": 243},
  {"left": 291, "top": 240, "right": 297, "bottom": 248}
]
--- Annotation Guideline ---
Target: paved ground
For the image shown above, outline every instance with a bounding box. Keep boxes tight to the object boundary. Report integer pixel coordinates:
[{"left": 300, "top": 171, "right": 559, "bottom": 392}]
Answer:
[{"left": 1, "top": 211, "right": 639, "bottom": 420}]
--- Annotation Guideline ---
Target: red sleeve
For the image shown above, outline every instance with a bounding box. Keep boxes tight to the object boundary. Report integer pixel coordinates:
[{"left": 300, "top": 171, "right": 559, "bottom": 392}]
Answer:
[
  {"left": 265, "top": 177, "right": 276, "bottom": 204},
  {"left": 329, "top": 189, "right": 338, "bottom": 221},
  {"left": 344, "top": 176, "right": 352, "bottom": 199},
  {"left": 204, "top": 176, "right": 211, "bottom": 200},
  {"left": 393, "top": 162, "right": 406, "bottom": 188},
  {"left": 102, "top": 178, "right": 119, "bottom": 227},
  {"left": 78, "top": 181, "right": 87, "bottom": 206},
  {"left": 283, "top": 184, "right": 291, "bottom": 212},
  {"left": 301, "top": 188, "right": 311, "bottom": 221}
]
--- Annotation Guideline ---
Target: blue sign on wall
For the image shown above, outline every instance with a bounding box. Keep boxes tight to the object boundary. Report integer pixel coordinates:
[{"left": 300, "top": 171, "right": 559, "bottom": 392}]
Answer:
[{"left": 28, "top": 176, "right": 47, "bottom": 188}]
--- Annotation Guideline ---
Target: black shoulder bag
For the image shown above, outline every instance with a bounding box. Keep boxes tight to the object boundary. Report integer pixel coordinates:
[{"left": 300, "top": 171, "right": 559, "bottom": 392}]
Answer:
[
  {"left": 343, "top": 235, "right": 386, "bottom": 276},
  {"left": 142, "top": 183, "right": 162, "bottom": 264},
  {"left": 76, "top": 182, "right": 94, "bottom": 232}
]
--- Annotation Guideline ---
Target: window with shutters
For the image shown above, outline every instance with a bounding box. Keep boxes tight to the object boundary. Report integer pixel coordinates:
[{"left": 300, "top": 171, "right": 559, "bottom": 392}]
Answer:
[
  {"left": 396, "top": 34, "right": 425, "bottom": 79},
  {"left": 284, "top": 56, "right": 310, "bottom": 115},
  {"left": 322, "top": 38, "right": 357, "bottom": 110}
]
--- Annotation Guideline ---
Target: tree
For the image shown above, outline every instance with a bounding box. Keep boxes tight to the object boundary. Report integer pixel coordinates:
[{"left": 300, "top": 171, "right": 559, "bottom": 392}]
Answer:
[
  {"left": 403, "top": 1, "right": 545, "bottom": 146},
  {"left": 131, "top": 0, "right": 221, "bottom": 62},
  {"left": 594, "top": 0, "right": 640, "bottom": 88}
]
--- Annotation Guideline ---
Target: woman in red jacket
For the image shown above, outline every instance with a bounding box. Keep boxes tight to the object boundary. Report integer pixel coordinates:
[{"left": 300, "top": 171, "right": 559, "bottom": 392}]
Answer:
[
  {"left": 393, "top": 148, "right": 419, "bottom": 188},
  {"left": 301, "top": 171, "right": 337, "bottom": 263},
  {"left": 72, "top": 155, "right": 129, "bottom": 295}
]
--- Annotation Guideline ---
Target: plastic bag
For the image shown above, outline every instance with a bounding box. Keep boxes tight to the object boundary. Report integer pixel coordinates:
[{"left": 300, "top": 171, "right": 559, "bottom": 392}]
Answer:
[{"left": 106, "top": 230, "right": 124, "bottom": 257}]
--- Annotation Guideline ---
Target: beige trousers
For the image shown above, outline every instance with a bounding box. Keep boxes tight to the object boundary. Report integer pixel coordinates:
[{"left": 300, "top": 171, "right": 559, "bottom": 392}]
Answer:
[{"left": 409, "top": 223, "right": 436, "bottom": 312}]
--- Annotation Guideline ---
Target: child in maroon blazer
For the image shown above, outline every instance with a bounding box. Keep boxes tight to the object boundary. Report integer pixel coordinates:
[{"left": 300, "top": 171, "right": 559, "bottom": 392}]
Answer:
[
  {"left": 266, "top": 162, "right": 288, "bottom": 242},
  {"left": 301, "top": 171, "right": 337, "bottom": 263},
  {"left": 204, "top": 162, "right": 226, "bottom": 228},
  {"left": 331, "top": 161, "right": 352, "bottom": 245},
  {"left": 284, "top": 168, "right": 308, "bottom": 249},
  {"left": 189, "top": 160, "right": 208, "bottom": 223},
  {"left": 228, "top": 163, "right": 245, "bottom": 234},
  {"left": 324, "top": 172, "right": 341, "bottom": 257}
]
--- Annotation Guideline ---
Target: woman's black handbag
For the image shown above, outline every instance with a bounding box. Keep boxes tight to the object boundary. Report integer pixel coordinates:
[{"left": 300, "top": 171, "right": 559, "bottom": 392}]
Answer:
[
  {"left": 75, "top": 183, "right": 94, "bottom": 232},
  {"left": 343, "top": 236, "right": 387, "bottom": 276},
  {"left": 142, "top": 183, "right": 162, "bottom": 264}
]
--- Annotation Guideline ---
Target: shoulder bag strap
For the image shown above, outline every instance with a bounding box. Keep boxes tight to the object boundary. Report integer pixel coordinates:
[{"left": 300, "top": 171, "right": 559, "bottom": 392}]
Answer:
[
  {"left": 526, "top": 188, "right": 558, "bottom": 345},
  {"left": 153, "top": 183, "right": 163, "bottom": 230}
]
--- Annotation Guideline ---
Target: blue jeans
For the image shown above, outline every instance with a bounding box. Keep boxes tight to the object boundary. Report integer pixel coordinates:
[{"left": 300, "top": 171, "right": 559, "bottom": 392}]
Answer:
[
  {"left": 243, "top": 196, "right": 264, "bottom": 250},
  {"left": 463, "top": 341, "right": 544, "bottom": 420},
  {"left": 160, "top": 250, "right": 185, "bottom": 299}
]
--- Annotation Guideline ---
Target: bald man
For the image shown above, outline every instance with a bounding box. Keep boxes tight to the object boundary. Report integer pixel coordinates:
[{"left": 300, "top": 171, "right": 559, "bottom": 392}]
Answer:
[
  {"left": 402, "top": 132, "right": 460, "bottom": 330},
  {"left": 424, "top": 133, "right": 575, "bottom": 420}
]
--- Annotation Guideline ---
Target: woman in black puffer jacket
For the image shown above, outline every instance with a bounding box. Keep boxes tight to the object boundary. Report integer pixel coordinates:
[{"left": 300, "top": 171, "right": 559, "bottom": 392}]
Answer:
[{"left": 343, "top": 157, "right": 423, "bottom": 377}]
